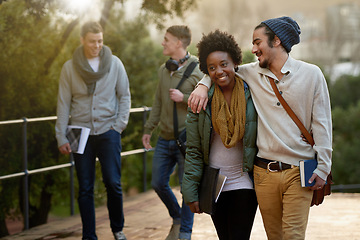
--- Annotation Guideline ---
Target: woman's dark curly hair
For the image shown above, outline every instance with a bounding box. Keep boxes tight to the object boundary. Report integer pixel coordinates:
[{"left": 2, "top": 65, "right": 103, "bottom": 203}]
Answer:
[{"left": 197, "top": 29, "right": 242, "bottom": 75}]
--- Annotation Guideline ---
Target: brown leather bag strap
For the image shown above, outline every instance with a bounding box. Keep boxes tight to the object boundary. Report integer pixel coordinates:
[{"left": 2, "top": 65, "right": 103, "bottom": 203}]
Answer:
[
  {"left": 268, "top": 77, "right": 315, "bottom": 146},
  {"left": 269, "top": 77, "right": 333, "bottom": 207}
]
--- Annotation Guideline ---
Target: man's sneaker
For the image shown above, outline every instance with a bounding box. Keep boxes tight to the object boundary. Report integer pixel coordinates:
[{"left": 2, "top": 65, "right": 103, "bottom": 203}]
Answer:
[
  {"left": 113, "top": 231, "right": 127, "bottom": 240},
  {"left": 165, "top": 224, "right": 180, "bottom": 240}
]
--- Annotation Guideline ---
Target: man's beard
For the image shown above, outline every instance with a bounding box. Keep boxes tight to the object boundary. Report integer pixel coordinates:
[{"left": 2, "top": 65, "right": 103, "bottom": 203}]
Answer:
[{"left": 259, "top": 59, "right": 269, "bottom": 68}]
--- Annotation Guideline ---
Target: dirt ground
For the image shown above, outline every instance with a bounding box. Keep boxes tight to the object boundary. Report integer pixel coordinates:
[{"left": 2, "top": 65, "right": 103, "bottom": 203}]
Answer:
[{"left": 2, "top": 190, "right": 360, "bottom": 240}]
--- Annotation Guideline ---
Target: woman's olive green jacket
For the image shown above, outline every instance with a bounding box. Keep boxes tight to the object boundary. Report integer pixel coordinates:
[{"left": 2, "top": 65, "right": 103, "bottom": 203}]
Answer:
[{"left": 182, "top": 79, "right": 258, "bottom": 204}]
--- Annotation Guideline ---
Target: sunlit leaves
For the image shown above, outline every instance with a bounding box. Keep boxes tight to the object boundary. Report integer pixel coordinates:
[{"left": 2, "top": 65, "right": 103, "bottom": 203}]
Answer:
[{"left": 141, "top": 0, "right": 197, "bottom": 29}]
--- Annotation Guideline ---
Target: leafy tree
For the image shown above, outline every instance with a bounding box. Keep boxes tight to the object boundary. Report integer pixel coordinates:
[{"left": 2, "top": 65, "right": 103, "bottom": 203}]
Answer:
[
  {"left": 332, "top": 101, "right": 360, "bottom": 187},
  {"left": 0, "top": 1, "right": 69, "bottom": 235},
  {"left": 141, "top": 0, "right": 197, "bottom": 29},
  {"left": 329, "top": 74, "right": 360, "bottom": 109},
  {"left": 104, "top": 9, "right": 165, "bottom": 193},
  {"left": 329, "top": 74, "right": 360, "bottom": 190}
]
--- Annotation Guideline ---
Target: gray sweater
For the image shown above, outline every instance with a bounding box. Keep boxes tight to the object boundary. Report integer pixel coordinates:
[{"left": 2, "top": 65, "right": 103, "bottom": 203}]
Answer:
[{"left": 55, "top": 55, "right": 131, "bottom": 147}]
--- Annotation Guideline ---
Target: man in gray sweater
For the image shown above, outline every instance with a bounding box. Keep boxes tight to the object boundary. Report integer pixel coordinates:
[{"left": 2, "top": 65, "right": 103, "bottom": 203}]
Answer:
[{"left": 55, "top": 21, "right": 130, "bottom": 240}]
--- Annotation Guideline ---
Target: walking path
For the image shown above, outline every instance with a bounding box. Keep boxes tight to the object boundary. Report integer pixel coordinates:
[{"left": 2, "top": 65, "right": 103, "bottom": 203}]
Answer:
[{"left": 2, "top": 189, "right": 360, "bottom": 240}]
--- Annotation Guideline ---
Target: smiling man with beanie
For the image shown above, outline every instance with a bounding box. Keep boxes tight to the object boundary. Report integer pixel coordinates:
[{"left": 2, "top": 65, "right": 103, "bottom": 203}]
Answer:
[
  {"left": 261, "top": 16, "right": 301, "bottom": 53},
  {"left": 188, "top": 16, "right": 332, "bottom": 239}
]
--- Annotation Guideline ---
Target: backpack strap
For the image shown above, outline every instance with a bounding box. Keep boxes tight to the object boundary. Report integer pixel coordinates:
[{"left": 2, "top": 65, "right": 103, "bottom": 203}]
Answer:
[{"left": 173, "top": 61, "right": 198, "bottom": 139}]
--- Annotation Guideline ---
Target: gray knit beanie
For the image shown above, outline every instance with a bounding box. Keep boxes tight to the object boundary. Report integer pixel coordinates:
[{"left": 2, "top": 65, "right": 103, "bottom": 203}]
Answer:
[{"left": 262, "top": 16, "right": 301, "bottom": 52}]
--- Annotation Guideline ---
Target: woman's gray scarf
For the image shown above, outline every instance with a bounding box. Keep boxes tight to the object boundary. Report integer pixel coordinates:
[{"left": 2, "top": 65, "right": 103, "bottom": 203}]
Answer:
[{"left": 73, "top": 45, "right": 112, "bottom": 95}]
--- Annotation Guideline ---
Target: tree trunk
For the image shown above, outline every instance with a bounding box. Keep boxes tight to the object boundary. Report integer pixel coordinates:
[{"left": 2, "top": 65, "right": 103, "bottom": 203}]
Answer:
[
  {"left": 19, "top": 174, "right": 54, "bottom": 229},
  {"left": 29, "top": 174, "right": 54, "bottom": 228},
  {"left": 99, "top": 0, "right": 115, "bottom": 30},
  {"left": 43, "top": 18, "right": 80, "bottom": 75}
]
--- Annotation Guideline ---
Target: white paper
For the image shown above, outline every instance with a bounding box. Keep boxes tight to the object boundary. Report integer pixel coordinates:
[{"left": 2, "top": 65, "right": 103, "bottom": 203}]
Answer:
[
  {"left": 67, "top": 125, "right": 90, "bottom": 154},
  {"left": 215, "top": 174, "right": 227, "bottom": 202}
]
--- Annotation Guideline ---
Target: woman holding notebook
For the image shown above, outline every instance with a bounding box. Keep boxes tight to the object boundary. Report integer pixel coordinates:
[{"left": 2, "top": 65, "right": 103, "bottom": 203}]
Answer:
[{"left": 182, "top": 30, "right": 258, "bottom": 240}]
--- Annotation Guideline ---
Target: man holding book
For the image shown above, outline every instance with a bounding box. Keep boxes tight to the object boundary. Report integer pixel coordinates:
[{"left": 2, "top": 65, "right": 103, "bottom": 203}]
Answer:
[
  {"left": 188, "top": 17, "right": 332, "bottom": 240},
  {"left": 55, "top": 21, "right": 130, "bottom": 240}
]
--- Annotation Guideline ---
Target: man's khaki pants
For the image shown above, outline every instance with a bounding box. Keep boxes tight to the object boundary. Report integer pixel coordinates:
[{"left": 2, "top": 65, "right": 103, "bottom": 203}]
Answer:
[{"left": 254, "top": 165, "right": 313, "bottom": 240}]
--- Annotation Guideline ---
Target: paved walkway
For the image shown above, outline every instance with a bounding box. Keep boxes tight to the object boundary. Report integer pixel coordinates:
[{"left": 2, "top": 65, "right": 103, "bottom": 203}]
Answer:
[{"left": 1, "top": 189, "right": 360, "bottom": 240}]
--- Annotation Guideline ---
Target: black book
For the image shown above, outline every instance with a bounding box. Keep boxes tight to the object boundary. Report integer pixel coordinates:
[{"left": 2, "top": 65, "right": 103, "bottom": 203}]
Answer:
[{"left": 198, "top": 165, "right": 227, "bottom": 215}]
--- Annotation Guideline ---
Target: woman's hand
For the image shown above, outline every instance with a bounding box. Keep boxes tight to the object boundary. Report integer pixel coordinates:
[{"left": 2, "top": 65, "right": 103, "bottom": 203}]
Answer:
[{"left": 188, "top": 201, "right": 202, "bottom": 214}]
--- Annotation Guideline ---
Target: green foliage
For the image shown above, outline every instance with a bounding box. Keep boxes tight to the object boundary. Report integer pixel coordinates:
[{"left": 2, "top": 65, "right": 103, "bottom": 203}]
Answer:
[
  {"left": 329, "top": 74, "right": 360, "bottom": 190},
  {"left": 141, "top": 0, "right": 197, "bottom": 29},
  {"left": 0, "top": 0, "right": 66, "bottom": 119},
  {"left": 102, "top": 10, "right": 165, "bottom": 195},
  {"left": 0, "top": 0, "right": 72, "bottom": 233},
  {"left": 329, "top": 74, "right": 360, "bottom": 109},
  {"left": 187, "top": 43, "right": 198, "bottom": 58},
  {"left": 242, "top": 49, "right": 255, "bottom": 64},
  {"left": 331, "top": 101, "right": 360, "bottom": 186},
  {"left": 105, "top": 11, "right": 166, "bottom": 108}
]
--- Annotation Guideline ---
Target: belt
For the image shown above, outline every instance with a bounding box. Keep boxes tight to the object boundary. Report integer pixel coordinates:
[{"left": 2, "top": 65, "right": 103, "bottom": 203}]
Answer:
[{"left": 255, "top": 156, "right": 296, "bottom": 172}]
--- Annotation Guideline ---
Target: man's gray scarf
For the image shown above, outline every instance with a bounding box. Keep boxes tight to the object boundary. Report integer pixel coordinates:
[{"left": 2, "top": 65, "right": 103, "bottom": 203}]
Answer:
[{"left": 73, "top": 45, "right": 112, "bottom": 95}]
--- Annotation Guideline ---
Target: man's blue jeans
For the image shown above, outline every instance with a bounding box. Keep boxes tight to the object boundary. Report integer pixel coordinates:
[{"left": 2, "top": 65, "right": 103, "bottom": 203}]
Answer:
[
  {"left": 74, "top": 129, "right": 124, "bottom": 240},
  {"left": 151, "top": 137, "right": 194, "bottom": 239}
]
